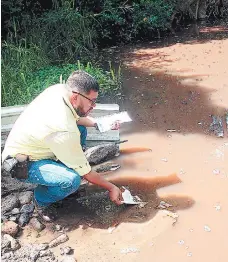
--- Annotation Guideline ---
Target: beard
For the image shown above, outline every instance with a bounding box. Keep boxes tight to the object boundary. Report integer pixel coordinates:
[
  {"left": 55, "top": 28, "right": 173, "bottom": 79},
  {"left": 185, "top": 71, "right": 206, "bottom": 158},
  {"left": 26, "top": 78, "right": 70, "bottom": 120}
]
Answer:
[{"left": 76, "top": 106, "right": 93, "bottom": 117}]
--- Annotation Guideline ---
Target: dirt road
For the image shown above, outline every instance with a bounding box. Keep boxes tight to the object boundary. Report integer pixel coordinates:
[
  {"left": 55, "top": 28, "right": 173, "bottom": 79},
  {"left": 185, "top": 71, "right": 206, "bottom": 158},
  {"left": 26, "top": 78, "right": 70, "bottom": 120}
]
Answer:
[{"left": 21, "top": 23, "right": 228, "bottom": 262}]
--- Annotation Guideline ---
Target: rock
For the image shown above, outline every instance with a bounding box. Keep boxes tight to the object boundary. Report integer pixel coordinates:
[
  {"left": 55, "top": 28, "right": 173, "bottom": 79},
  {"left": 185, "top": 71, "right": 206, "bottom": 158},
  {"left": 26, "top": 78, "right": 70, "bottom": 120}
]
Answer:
[
  {"left": 7, "top": 243, "right": 58, "bottom": 262},
  {"left": 1, "top": 169, "right": 36, "bottom": 197},
  {"left": 18, "top": 212, "right": 31, "bottom": 227},
  {"left": 61, "top": 256, "right": 77, "bottom": 262},
  {"left": 30, "top": 217, "right": 46, "bottom": 232},
  {"left": 11, "top": 208, "right": 20, "bottom": 215},
  {"left": 2, "top": 252, "right": 12, "bottom": 259},
  {"left": 95, "top": 163, "right": 121, "bottom": 173},
  {"left": 30, "top": 249, "right": 40, "bottom": 262},
  {"left": 55, "top": 224, "right": 62, "bottom": 231},
  {"left": 1, "top": 221, "right": 19, "bottom": 237},
  {"left": 20, "top": 203, "right": 35, "bottom": 214},
  {"left": 1, "top": 194, "right": 20, "bottom": 214},
  {"left": 60, "top": 246, "right": 73, "bottom": 255},
  {"left": 36, "top": 243, "right": 49, "bottom": 251},
  {"left": 19, "top": 191, "right": 33, "bottom": 205},
  {"left": 39, "top": 250, "right": 53, "bottom": 257},
  {"left": 85, "top": 143, "right": 119, "bottom": 165},
  {"left": 1, "top": 235, "right": 11, "bottom": 251},
  {"left": 9, "top": 215, "right": 20, "bottom": 222},
  {"left": 1, "top": 215, "right": 8, "bottom": 222},
  {"left": 3, "top": 234, "right": 21, "bottom": 251},
  {"left": 49, "top": 234, "right": 69, "bottom": 248}
]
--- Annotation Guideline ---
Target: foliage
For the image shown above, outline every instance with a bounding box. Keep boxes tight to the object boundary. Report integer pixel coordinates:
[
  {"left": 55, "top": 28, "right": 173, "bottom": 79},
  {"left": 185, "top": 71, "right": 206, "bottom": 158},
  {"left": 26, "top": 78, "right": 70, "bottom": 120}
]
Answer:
[
  {"left": 1, "top": 58, "right": 121, "bottom": 106},
  {"left": 25, "top": 8, "right": 97, "bottom": 63},
  {"left": 1, "top": 41, "right": 49, "bottom": 106},
  {"left": 2, "top": 0, "right": 181, "bottom": 107},
  {"left": 132, "top": 0, "right": 175, "bottom": 38}
]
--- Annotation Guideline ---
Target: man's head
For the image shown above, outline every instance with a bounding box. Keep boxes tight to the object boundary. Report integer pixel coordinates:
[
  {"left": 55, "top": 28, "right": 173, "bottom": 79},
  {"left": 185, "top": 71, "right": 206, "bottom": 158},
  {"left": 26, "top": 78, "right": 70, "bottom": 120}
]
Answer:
[{"left": 66, "top": 70, "right": 99, "bottom": 116}]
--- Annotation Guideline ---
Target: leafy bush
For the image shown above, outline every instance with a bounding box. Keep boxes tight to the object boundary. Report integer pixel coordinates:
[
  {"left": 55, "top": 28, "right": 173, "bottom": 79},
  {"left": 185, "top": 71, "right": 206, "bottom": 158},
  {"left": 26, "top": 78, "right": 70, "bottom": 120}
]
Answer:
[
  {"left": 132, "top": 0, "right": 175, "bottom": 39},
  {"left": 2, "top": 58, "right": 121, "bottom": 107},
  {"left": 24, "top": 8, "right": 97, "bottom": 63},
  {"left": 1, "top": 40, "right": 49, "bottom": 106}
]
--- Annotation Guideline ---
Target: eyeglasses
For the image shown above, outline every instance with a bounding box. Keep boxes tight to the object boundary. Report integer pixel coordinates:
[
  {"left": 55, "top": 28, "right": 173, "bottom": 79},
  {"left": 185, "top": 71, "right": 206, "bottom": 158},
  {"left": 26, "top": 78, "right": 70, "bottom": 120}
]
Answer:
[{"left": 73, "top": 91, "right": 97, "bottom": 106}]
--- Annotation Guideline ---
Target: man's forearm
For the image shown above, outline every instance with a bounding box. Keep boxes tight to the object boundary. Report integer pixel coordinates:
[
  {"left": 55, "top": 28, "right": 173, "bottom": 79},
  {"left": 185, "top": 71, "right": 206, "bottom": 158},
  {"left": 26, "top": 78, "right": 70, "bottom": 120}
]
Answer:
[
  {"left": 83, "top": 170, "right": 116, "bottom": 191},
  {"left": 77, "top": 117, "right": 96, "bottom": 127}
]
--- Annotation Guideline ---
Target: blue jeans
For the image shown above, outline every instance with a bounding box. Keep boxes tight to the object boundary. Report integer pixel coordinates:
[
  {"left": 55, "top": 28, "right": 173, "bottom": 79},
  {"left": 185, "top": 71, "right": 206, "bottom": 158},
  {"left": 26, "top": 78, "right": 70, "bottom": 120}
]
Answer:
[{"left": 23, "top": 125, "right": 87, "bottom": 207}]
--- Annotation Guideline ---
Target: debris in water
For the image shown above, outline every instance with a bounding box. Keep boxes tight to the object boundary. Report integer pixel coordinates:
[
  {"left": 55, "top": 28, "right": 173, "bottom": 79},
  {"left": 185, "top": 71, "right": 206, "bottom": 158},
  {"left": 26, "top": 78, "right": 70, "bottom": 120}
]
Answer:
[
  {"left": 180, "top": 169, "right": 186, "bottom": 175},
  {"left": 121, "top": 247, "right": 139, "bottom": 254},
  {"left": 204, "top": 225, "right": 211, "bottom": 232},
  {"left": 210, "top": 115, "right": 224, "bottom": 137},
  {"left": 157, "top": 201, "right": 173, "bottom": 209},
  {"left": 187, "top": 252, "right": 192, "bottom": 257},
  {"left": 214, "top": 204, "right": 221, "bottom": 211},
  {"left": 161, "top": 158, "right": 168, "bottom": 162},
  {"left": 213, "top": 169, "right": 220, "bottom": 175},
  {"left": 167, "top": 129, "right": 176, "bottom": 132},
  {"left": 178, "top": 240, "right": 185, "bottom": 245},
  {"left": 161, "top": 210, "right": 178, "bottom": 225}
]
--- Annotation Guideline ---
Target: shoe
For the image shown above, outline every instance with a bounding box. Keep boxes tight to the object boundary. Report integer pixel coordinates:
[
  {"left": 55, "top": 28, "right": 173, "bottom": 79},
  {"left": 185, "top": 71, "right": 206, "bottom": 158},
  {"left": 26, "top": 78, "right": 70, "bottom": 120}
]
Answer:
[{"left": 33, "top": 198, "right": 57, "bottom": 222}]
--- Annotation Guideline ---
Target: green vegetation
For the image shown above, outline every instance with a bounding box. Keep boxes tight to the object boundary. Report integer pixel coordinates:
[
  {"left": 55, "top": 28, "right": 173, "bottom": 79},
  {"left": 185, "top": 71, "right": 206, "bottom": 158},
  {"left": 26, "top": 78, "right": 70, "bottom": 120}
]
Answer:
[{"left": 2, "top": 0, "right": 177, "bottom": 106}]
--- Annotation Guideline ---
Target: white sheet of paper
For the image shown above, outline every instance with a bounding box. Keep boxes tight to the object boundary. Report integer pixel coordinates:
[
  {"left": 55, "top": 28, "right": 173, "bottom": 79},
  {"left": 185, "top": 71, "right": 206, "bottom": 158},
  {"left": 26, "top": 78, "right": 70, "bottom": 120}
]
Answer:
[{"left": 96, "top": 111, "right": 132, "bottom": 133}]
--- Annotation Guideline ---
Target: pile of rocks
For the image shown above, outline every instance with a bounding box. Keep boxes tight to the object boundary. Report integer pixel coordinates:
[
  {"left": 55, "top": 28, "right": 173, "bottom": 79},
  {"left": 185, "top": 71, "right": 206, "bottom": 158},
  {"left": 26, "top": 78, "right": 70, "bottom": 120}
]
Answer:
[
  {"left": 1, "top": 189, "right": 76, "bottom": 262},
  {"left": 1, "top": 241, "right": 75, "bottom": 262}
]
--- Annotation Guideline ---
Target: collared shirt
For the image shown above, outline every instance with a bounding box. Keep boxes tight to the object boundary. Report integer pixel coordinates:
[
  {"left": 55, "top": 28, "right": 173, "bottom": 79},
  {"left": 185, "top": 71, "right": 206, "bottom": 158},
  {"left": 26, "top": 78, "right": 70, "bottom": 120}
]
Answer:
[{"left": 2, "top": 84, "right": 91, "bottom": 176}]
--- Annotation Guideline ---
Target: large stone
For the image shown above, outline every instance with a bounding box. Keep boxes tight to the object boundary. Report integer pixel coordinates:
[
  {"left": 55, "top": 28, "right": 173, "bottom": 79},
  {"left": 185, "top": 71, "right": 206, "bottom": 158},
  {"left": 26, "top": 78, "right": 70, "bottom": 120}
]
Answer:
[
  {"left": 1, "top": 169, "right": 36, "bottom": 197},
  {"left": 85, "top": 143, "right": 119, "bottom": 165},
  {"left": 18, "top": 213, "right": 31, "bottom": 227},
  {"left": 3, "top": 234, "right": 21, "bottom": 251},
  {"left": 49, "top": 234, "right": 69, "bottom": 248},
  {"left": 20, "top": 203, "right": 35, "bottom": 214},
  {"left": 1, "top": 221, "right": 19, "bottom": 237},
  {"left": 1, "top": 235, "right": 11, "bottom": 251},
  {"left": 19, "top": 191, "right": 33, "bottom": 205},
  {"left": 1, "top": 194, "right": 20, "bottom": 214},
  {"left": 30, "top": 217, "right": 46, "bottom": 232}
]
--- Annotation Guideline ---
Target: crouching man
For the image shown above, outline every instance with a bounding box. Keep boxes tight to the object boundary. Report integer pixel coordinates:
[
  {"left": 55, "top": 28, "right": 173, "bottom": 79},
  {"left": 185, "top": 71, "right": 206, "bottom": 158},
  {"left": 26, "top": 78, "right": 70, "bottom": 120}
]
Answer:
[{"left": 2, "top": 70, "right": 123, "bottom": 222}]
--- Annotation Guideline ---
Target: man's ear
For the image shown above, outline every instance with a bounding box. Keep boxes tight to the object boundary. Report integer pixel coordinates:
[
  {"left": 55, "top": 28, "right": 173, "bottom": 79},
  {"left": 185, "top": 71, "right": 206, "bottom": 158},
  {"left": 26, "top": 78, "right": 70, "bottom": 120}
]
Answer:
[{"left": 70, "top": 92, "right": 79, "bottom": 107}]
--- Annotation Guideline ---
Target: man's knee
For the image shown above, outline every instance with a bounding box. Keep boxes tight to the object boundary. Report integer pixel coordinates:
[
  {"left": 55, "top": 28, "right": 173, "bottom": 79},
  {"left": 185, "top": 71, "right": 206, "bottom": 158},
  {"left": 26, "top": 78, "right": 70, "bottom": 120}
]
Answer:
[{"left": 59, "top": 173, "right": 81, "bottom": 193}]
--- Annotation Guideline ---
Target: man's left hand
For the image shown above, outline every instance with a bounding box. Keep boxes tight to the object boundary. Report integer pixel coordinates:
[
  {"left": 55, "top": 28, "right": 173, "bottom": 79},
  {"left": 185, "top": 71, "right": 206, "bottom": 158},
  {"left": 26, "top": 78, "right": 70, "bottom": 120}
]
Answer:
[{"left": 111, "top": 121, "right": 120, "bottom": 130}]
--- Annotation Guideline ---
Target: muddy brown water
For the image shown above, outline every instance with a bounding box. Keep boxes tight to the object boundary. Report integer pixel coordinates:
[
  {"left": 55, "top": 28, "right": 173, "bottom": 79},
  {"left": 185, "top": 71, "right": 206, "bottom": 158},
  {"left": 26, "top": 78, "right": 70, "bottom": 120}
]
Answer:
[{"left": 20, "top": 23, "right": 228, "bottom": 262}]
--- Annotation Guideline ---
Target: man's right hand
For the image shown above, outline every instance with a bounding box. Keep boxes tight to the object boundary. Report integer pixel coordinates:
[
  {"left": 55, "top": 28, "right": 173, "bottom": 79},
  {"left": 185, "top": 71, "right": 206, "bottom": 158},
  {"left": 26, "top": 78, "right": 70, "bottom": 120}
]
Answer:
[
  {"left": 83, "top": 170, "right": 123, "bottom": 205},
  {"left": 109, "top": 186, "right": 123, "bottom": 205}
]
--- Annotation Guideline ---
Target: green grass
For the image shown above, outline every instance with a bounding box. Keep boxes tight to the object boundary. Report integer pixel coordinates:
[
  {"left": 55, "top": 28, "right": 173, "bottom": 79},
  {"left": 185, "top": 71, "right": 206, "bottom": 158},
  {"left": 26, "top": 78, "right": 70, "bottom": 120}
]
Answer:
[{"left": 1, "top": 59, "right": 121, "bottom": 107}]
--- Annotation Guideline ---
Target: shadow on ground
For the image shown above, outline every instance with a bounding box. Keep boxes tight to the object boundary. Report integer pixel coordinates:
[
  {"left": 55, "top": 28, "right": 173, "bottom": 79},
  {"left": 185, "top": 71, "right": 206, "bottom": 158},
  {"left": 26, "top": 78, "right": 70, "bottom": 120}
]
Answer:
[{"left": 53, "top": 171, "right": 194, "bottom": 232}]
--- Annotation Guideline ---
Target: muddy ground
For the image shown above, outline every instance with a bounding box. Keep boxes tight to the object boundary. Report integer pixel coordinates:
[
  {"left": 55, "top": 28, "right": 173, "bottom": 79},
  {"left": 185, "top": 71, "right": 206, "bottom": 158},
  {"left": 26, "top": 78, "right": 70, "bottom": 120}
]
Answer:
[{"left": 13, "top": 21, "right": 228, "bottom": 261}]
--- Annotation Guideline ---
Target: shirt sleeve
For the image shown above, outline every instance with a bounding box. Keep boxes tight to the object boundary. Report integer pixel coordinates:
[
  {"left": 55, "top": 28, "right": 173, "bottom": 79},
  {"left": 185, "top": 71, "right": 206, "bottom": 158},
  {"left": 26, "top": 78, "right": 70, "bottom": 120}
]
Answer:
[{"left": 44, "top": 131, "right": 91, "bottom": 176}]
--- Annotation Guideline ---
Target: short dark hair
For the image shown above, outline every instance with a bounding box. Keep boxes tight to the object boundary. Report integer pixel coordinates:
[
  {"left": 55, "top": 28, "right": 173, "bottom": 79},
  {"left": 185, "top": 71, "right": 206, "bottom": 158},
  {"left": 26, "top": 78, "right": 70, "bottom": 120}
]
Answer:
[{"left": 66, "top": 70, "right": 99, "bottom": 94}]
